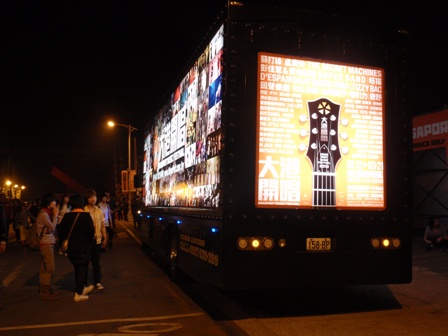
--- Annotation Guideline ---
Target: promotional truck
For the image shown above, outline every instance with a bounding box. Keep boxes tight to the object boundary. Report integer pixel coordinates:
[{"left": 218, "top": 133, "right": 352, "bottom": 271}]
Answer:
[{"left": 139, "top": 1, "right": 412, "bottom": 289}]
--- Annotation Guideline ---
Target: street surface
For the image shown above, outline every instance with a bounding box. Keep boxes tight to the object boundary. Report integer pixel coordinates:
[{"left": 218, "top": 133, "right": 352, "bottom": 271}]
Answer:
[
  {"left": 1, "top": 222, "right": 447, "bottom": 336},
  {"left": 0, "top": 220, "right": 229, "bottom": 336}
]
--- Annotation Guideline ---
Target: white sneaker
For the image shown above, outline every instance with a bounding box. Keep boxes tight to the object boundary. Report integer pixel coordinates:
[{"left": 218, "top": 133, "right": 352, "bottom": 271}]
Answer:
[
  {"left": 96, "top": 283, "right": 104, "bottom": 290},
  {"left": 83, "top": 284, "right": 94, "bottom": 295},
  {"left": 74, "top": 293, "right": 89, "bottom": 302}
]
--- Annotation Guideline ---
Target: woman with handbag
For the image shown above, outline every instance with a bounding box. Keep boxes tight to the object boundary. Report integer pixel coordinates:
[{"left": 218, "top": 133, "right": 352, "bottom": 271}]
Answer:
[{"left": 58, "top": 194, "right": 95, "bottom": 302}]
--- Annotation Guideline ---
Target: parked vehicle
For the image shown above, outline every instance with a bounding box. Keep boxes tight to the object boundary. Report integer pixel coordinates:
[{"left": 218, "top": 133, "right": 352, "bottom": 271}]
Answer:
[{"left": 139, "top": 1, "right": 412, "bottom": 289}]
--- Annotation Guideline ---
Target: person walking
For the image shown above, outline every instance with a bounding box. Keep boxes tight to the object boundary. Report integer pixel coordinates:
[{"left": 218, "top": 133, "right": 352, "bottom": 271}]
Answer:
[
  {"left": 84, "top": 188, "right": 107, "bottom": 290},
  {"left": 0, "top": 194, "right": 8, "bottom": 310},
  {"left": 58, "top": 194, "right": 95, "bottom": 302},
  {"left": 98, "top": 193, "right": 114, "bottom": 250},
  {"left": 35, "top": 193, "right": 59, "bottom": 300}
]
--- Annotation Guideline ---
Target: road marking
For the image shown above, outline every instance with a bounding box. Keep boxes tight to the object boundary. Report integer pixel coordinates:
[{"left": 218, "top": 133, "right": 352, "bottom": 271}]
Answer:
[
  {"left": 117, "top": 220, "right": 142, "bottom": 246},
  {"left": 1, "top": 265, "right": 24, "bottom": 288},
  {"left": 0, "top": 312, "right": 204, "bottom": 331},
  {"left": 78, "top": 322, "right": 183, "bottom": 335},
  {"left": 125, "top": 229, "right": 141, "bottom": 246}
]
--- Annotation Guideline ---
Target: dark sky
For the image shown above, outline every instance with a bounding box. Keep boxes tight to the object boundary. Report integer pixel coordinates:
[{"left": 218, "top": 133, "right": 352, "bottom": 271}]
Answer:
[{"left": 1, "top": 0, "right": 446, "bottom": 200}]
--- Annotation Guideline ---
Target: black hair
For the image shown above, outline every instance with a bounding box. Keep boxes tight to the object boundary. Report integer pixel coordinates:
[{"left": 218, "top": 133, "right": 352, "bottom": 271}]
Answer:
[
  {"left": 84, "top": 188, "right": 97, "bottom": 201},
  {"left": 69, "top": 194, "right": 85, "bottom": 209},
  {"left": 41, "top": 193, "right": 56, "bottom": 208}
]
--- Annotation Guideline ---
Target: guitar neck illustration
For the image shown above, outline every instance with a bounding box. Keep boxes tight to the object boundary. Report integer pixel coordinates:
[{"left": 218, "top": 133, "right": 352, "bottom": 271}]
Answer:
[{"left": 306, "top": 98, "right": 341, "bottom": 207}]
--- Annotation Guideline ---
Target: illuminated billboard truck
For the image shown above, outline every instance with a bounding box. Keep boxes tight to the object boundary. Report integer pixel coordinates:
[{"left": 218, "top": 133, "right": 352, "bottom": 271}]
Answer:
[
  {"left": 140, "top": 2, "right": 412, "bottom": 289},
  {"left": 413, "top": 108, "right": 448, "bottom": 228}
]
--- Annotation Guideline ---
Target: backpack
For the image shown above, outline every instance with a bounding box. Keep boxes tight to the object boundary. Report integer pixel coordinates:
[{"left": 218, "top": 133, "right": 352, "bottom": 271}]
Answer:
[{"left": 26, "top": 223, "right": 44, "bottom": 251}]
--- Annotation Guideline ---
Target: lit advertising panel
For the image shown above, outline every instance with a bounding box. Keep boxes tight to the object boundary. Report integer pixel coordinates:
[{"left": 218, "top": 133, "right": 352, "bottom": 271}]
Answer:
[
  {"left": 256, "top": 52, "right": 385, "bottom": 209},
  {"left": 142, "top": 26, "right": 224, "bottom": 208},
  {"left": 413, "top": 109, "right": 448, "bottom": 153}
]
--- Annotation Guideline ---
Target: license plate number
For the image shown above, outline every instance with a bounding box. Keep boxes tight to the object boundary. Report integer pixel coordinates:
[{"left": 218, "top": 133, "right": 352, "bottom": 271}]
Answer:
[{"left": 306, "top": 238, "right": 331, "bottom": 251}]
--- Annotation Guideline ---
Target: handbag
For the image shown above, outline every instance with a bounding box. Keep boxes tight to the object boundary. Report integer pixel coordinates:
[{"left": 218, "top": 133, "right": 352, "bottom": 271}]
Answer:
[{"left": 60, "top": 213, "right": 80, "bottom": 254}]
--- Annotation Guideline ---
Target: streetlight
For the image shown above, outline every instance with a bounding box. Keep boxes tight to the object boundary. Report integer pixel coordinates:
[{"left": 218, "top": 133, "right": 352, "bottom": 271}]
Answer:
[
  {"left": 4, "top": 181, "right": 25, "bottom": 199},
  {"left": 5, "top": 180, "right": 12, "bottom": 199},
  {"left": 107, "top": 121, "right": 138, "bottom": 210}
]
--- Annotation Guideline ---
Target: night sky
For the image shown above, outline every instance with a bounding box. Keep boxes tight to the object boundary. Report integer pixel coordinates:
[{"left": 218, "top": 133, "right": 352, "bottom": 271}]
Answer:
[{"left": 1, "top": 0, "right": 446, "bottom": 200}]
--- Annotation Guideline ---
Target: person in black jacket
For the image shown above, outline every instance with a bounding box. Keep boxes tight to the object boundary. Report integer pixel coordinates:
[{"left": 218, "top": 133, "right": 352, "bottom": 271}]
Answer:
[
  {"left": 0, "top": 194, "right": 8, "bottom": 310},
  {"left": 58, "top": 194, "right": 95, "bottom": 302}
]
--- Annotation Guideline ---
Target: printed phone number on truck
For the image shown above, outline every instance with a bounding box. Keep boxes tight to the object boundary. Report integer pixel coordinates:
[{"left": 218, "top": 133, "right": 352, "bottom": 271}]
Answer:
[{"left": 180, "top": 241, "right": 219, "bottom": 267}]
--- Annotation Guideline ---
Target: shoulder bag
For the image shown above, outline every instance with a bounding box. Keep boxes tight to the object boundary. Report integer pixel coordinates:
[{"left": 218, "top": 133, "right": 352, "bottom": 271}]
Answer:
[{"left": 60, "top": 213, "right": 80, "bottom": 254}]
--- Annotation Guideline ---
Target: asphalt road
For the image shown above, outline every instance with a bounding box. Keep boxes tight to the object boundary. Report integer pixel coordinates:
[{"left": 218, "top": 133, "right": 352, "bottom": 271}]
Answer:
[
  {"left": 1, "top": 222, "right": 447, "bottom": 336},
  {"left": 0, "top": 219, "right": 230, "bottom": 336}
]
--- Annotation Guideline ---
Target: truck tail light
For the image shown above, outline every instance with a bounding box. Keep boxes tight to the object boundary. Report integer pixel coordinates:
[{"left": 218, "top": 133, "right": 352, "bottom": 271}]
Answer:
[
  {"left": 371, "top": 237, "right": 401, "bottom": 249},
  {"left": 237, "top": 237, "right": 274, "bottom": 250}
]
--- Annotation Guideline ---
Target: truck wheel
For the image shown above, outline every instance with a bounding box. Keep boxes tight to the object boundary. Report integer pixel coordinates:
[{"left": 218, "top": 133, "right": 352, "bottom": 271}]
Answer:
[{"left": 168, "top": 234, "right": 179, "bottom": 281}]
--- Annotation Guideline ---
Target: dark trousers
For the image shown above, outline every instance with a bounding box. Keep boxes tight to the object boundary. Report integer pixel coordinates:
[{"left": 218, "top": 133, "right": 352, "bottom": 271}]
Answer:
[
  {"left": 90, "top": 243, "right": 102, "bottom": 284},
  {"left": 106, "top": 226, "right": 114, "bottom": 248},
  {"left": 68, "top": 254, "right": 89, "bottom": 295}
]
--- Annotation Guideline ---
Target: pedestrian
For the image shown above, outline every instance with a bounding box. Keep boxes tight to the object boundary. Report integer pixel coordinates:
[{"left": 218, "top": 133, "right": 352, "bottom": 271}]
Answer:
[
  {"left": 29, "top": 198, "right": 41, "bottom": 225},
  {"left": 84, "top": 188, "right": 107, "bottom": 290},
  {"left": 58, "top": 194, "right": 95, "bottom": 302},
  {"left": 12, "top": 200, "right": 22, "bottom": 242},
  {"left": 104, "top": 190, "right": 118, "bottom": 230},
  {"left": 58, "top": 194, "right": 71, "bottom": 224},
  {"left": 14, "top": 202, "right": 35, "bottom": 245},
  {"left": 35, "top": 193, "right": 60, "bottom": 300},
  {"left": 131, "top": 196, "right": 142, "bottom": 229},
  {"left": 98, "top": 193, "right": 114, "bottom": 250},
  {"left": 121, "top": 196, "right": 129, "bottom": 222},
  {"left": 423, "top": 216, "right": 448, "bottom": 250},
  {"left": 0, "top": 194, "right": 14, "bottom": 239},
  {"left": 116, "top": 196, "right": 123, "bottom": 220},
  {"left": 0, "top": 194, "right": 8, "bottom": 310}
]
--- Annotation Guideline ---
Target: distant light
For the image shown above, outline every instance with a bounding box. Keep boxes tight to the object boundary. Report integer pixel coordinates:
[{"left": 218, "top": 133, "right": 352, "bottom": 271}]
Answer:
[
  {"left": 176, "top": 220, "right": 182, "bottom": 225},
  {"left": 107, "top": 121, "right": 115, "bottom": 127},
  {"left": 211, "top": 227, "right": 218, "bottom": 233}
]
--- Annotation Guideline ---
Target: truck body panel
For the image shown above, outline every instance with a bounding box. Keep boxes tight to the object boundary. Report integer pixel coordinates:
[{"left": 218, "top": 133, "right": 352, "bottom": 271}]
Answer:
[{"left": 139, "top": 2, "right": 412, "bottom": 289}]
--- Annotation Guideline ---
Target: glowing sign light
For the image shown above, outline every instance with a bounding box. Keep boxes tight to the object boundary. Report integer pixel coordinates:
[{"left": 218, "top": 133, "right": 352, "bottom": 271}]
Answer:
[{"left": 256, "top": 52, "right": 385, "bottom": 210}]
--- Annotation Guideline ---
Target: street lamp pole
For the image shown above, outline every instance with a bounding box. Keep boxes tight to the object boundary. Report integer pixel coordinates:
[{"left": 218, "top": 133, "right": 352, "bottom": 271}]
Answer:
[{"left": 107, "top": 121, "right": 138, "bottom": 210}]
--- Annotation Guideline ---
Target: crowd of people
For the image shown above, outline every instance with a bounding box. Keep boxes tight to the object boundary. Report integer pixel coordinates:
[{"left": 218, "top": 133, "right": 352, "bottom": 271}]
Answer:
[{"left": 0, "top": 190, "right": 142, "bottom": 307}]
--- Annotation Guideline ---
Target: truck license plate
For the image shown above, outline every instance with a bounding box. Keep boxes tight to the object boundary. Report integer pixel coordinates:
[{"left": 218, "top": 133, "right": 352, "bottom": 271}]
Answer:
[{"left": 306, "top": 238, "right": 331, "bottom": 251}]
